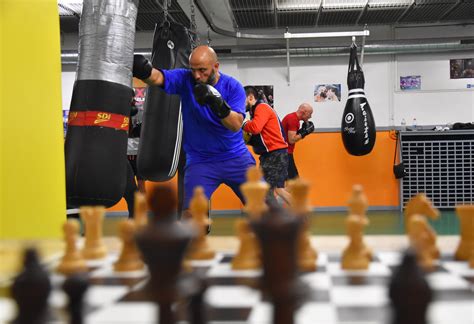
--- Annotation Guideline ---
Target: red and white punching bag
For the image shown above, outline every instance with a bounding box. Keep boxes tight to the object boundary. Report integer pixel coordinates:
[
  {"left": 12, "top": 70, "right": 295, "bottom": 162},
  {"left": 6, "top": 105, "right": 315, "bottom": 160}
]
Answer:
[{"left": 341, "top": 44, "right": 376, "bottom": 156}]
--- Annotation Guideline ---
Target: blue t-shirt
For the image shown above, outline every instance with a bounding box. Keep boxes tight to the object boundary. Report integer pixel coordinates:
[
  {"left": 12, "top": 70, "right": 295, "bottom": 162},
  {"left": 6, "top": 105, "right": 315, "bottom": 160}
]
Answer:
[{"left": 161, "top": 68, "right": 254, "bottom": 164}]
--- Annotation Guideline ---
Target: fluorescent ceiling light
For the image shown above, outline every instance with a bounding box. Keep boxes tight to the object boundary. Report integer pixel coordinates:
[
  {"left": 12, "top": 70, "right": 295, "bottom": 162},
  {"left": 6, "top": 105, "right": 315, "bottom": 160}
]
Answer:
[
  {"left": 277, "top": 0, "right": 322, "bottom": 10},
  {"left": 322, "top": 0, "right": 367, "bottom": 9},
  {"left": 368, "top": 0, "right": 413, "bottom": 7}
]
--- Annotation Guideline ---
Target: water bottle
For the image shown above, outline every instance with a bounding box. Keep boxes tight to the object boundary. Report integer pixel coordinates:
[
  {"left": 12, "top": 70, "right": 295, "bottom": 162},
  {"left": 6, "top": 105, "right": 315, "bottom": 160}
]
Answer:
[
  {"left": 401, "top": 118, "right": 406, "bottom": 131},
  {"left": 412, "top": 118, "right": 417, "bottom": 131}
]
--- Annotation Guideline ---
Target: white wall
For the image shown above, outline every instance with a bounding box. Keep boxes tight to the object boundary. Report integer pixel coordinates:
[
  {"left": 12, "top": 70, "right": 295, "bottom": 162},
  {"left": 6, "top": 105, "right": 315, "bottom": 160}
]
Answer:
[
  {"left": 62, "top": 51, "right": 474, "bottom": 128},
  {"left": 393, "top": 52, "right": 474, "bottom": 127},
  {"left": 61, "top": 72, "right": 76, "bottom": 111},
  {"left": 228, "top": 55, "right": 392, "bottom": 129}
]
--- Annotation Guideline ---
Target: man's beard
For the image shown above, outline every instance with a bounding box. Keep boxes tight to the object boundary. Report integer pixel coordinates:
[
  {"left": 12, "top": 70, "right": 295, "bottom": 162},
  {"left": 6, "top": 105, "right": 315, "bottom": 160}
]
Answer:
[{"left": 206, "top": 69, "right": 216, "bottom": 85}]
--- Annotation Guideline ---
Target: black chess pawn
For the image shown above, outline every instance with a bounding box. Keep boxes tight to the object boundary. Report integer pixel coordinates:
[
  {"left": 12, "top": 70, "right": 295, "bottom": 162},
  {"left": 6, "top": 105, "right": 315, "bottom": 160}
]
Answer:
[
  {"left": 188, "top": 279, "right": 207, "bottom": 324},
  {"left": 389, "top": 248, "right": 433, "bottom": 324},
  {"left": 135, "top": 183, "right": 197, "bottom": 324},
  {"left": 63, "top": 273, "right": 89, "bottom": 324},
  {"left": 11, "top": 248, "right": 52, "bottom": 324},
  {"left": 250, "top": 205, "right": 304, "bottom": 324},
  {"left": 177, "top": 272, "right": 208, "bottom": 324}
]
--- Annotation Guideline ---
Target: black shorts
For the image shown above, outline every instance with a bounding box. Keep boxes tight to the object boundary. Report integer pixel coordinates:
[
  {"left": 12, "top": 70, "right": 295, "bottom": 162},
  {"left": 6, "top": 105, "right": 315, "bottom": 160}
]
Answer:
[
  {"left": 287, "top": 153, "right": 299, "bottom": 180},
  {"left": 127, "top": 156, "right": 144, "bottom": 180},
  {"left": 259, "top": 149, "right": 288, "bottom": 188}
]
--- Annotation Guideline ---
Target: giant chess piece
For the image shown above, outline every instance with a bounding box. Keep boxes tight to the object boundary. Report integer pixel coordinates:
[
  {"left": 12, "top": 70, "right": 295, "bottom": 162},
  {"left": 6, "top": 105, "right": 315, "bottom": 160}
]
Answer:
[
  {"left": 347, "top": 184, "right": 372, "bottom": 263},
  {"left": 113, "top": 219, "right": 145, "bottom": 272},
  {"left": 134, "top": 191, "right": 149, "bottom": 228},
  {"left": 135, "top": 183, "right": 197, "bottom": 324},
  {"left": 251, "top": 205, "right": 304, "bottom": 324},
  {"left": 11, "top": 248, "right": 52, "bottom": 324},
  {"left": 56, "top": 219, "right": 88, "bottom": 275},
  {"left": 342, "top": 185, "right": 372, "bottom": 270},
  {"left": 177, "top": 273, "right": 209, "bottom": 324},
  {"left": 232, "top": 166, "right": 268, "bottom": 270},
  {"left": 404, "top": 194, "right": 440, "bottom": 270},
  {"left": 80, "top": 206, "right": 107, "bottom": 259},
  {"left": 288, "top": 178, "right": 318, "bottom": 272},
  {"left": 186, "top": 186, "right": 215, "bottom": 260},
  {"left": 342, "top": 213, "right": 371, "bottom": 270},
  {"left": 454, "top": 205, "right": 474, "bottom": 261},
  {"left": 62, "top": 273, "right": 89, "bottom": 324},
  {"left": 389, "top": 249, "right": 432, "bottom": 324}
]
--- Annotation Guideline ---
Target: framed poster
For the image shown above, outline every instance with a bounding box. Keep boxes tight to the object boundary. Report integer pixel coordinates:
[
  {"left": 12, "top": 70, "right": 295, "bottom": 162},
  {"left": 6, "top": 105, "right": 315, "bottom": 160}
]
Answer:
[
  {"left": 247, "top": 85, "right": 274, "bottom": 107},
  {"left": 314, "top": 84, "right": 341, "bottom": 102},
  {"left": 400, "top": 75, "right": 421, "bottom": 90},
  {"left": 450, "top": 58, "right": 474, "bottom": 79}
]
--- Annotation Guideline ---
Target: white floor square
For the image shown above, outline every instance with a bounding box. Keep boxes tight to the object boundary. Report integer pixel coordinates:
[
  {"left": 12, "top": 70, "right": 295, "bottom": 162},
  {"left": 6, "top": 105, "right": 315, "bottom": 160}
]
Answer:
[
  {"left": 330, "top": 286, "right": 388, "bottom": 307},
  {"left": 206, "top": 262, "right": 262, "bottom": 278},
  {"left": 87, "top": 302, "right": 156, "bottom": 324},
  {"left": 205, "top": 285, "right": 261, "bottom": 307}
]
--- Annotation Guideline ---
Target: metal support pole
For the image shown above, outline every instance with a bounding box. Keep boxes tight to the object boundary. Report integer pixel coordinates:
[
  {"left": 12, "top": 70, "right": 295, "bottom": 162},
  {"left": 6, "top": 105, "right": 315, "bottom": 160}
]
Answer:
[
  {"left": 361, "top": 24, "right": 368, "bottom": 67},
  {"left": 286, "top": 38, "right": 291, "bottom": 86}
]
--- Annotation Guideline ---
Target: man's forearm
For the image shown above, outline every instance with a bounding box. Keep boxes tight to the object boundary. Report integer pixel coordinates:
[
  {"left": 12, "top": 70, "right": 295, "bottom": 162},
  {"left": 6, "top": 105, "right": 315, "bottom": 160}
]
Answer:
[
  {"left": 288, "top": 131, "right": 302, "bottom": 144},
  {"left": 142, "top": 69, "right": 164, "bottom": 86},
  {"left": 221, "top": 111, "right": 244, "bottom": 132}
]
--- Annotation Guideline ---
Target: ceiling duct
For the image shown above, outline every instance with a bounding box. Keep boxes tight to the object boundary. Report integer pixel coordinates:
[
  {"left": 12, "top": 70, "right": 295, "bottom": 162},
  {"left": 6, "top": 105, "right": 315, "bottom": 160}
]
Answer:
[
  {"left": 219, "top": 41, "right": 474, "bottom": 59},
  {"left": 61, "top": 39, "right": 474, "bottom": 65}
]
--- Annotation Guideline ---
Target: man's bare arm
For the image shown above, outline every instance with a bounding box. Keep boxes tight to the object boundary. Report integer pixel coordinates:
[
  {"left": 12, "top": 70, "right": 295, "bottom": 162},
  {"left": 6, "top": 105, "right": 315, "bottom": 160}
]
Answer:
[
  {"left": 287, "top": 130, "right": 302, "bottom": 144},
  {"left": 142, "top": 68, "right": 165, "bottom": 86},
  {"left": 221, "top": 111, "right": 244, "bottom": 132}
]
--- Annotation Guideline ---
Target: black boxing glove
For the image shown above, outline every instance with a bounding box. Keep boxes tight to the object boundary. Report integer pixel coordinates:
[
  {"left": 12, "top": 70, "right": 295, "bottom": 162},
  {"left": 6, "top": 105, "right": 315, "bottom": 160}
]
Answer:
[
  {"left": 130, "top": 123, "right": 142, "bottom": 138},
  {"left": 133, "top": 55, "right": 152, "bottom": 80},
  {"left": 297, "top": 121, "right": 315, "bottom": 138},
  {"left": 193, "top": 83, "right": 231, "bottom": 119},
  {"left": 130, "top": 105, "right": 138, "bottom": 117}
]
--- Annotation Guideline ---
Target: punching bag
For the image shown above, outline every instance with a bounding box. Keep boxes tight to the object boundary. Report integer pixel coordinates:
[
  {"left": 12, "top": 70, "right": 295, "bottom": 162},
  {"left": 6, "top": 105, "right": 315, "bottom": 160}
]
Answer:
[
  {"left": 137, "top": 21, "right": 192, "bottom": 181},
  {"left": 341, "top": 44, "right": 376, "bottom": 156},
  {"left": 65, "top": 0, "right": 138, "bottom": 208}
]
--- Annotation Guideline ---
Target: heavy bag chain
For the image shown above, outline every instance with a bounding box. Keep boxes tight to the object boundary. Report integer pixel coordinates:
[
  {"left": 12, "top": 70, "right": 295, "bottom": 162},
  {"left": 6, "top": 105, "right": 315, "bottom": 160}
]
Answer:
[
  {"left": 348, "top": 44, "right": 365, "bottom": 90},
  {"left": 189, "top": 0, "right": 200, "bottom": 49},
  {"left": 163, "top": 0, "right": 170, "bottom": 22}
]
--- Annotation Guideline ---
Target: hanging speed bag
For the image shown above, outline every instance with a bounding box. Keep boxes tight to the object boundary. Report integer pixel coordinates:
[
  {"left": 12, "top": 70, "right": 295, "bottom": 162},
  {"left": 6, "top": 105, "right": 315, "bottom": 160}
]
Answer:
[
  {"left": 65, "top": 0, "right": 138, "bottom": 208},
  {"left": 341, "top": 45, "right": 376, "bottom": 156},
  {"left": 137, "top": 21, "right": 191, "bottom": 181}
]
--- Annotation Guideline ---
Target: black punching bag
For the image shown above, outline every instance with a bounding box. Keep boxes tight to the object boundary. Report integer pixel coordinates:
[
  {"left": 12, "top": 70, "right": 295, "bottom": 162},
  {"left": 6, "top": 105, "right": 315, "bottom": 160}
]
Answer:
[
  {"left": 137, "top": 21, "right": 191, "bottom": 181},
  {"left": 341, "top": 44, "right": 376, "bottom": 156},
  {"left": 65, "top": 0, "right": 138, "bottom": 208}
]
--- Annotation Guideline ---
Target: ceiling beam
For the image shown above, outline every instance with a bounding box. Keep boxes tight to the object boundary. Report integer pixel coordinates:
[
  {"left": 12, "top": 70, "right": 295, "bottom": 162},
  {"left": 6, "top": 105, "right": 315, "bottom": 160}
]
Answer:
[
  {"left": 315, "top": 1, "right": 324, "bottom": 27},
  {"left": 396, "top": 0, "right": 416, "bottom": 24},
  {"left": 355, "top": 0, "right": 369, "bottom": 26},
  {"left": 273, "top": 0, "right": 278, "bottom": 29},
  {"left": 439, "top": 0, "right": 462, "bottom": 21}
]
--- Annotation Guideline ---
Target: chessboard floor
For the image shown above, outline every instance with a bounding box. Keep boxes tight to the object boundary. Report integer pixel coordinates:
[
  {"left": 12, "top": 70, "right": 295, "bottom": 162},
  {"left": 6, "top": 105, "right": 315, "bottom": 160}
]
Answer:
[{"left": 0, "top": 235, "right": 471, "bottom": 324}]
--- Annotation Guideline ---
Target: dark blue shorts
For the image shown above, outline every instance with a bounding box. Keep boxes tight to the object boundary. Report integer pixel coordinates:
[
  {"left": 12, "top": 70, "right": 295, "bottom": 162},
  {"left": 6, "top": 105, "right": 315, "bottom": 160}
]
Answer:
[
  {"left": 259, "top": 149, "right": 288, "bottom": 189},
  {"left": 183, "top": 155, "right": 256, "bottom": 209}
]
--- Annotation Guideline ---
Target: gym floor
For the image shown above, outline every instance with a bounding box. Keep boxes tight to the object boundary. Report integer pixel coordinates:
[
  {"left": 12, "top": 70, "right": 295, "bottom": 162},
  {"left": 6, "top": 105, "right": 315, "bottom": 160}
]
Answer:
[{"left": 102, "top": 210, "right": 461, "bottom": 237}]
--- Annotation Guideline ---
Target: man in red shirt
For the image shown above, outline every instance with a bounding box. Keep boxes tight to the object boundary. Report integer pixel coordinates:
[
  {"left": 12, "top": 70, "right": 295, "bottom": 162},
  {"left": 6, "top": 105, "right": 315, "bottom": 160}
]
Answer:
[
  {"left": 281, "top": 103, "right": 314, "bottom": 180},
  {"left": 242, "top": 86, "right": 291, "bottom": 205}
]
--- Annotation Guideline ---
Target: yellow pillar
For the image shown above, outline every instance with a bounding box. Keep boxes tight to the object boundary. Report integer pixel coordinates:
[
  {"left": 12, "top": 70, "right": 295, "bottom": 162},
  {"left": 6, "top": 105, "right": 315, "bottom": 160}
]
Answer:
[{"left": 0, "top": 0, "right": 65, "bottom": 238}]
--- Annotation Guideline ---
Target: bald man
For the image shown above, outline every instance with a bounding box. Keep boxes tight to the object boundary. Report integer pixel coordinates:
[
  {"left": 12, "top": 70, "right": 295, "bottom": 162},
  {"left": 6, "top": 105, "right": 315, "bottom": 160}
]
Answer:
[
  {"left": 281, "top": 103, "right": 314, "bottom": 180},
  {"left": 133, "top": 46, "right": 255, "bottom": 224}
]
